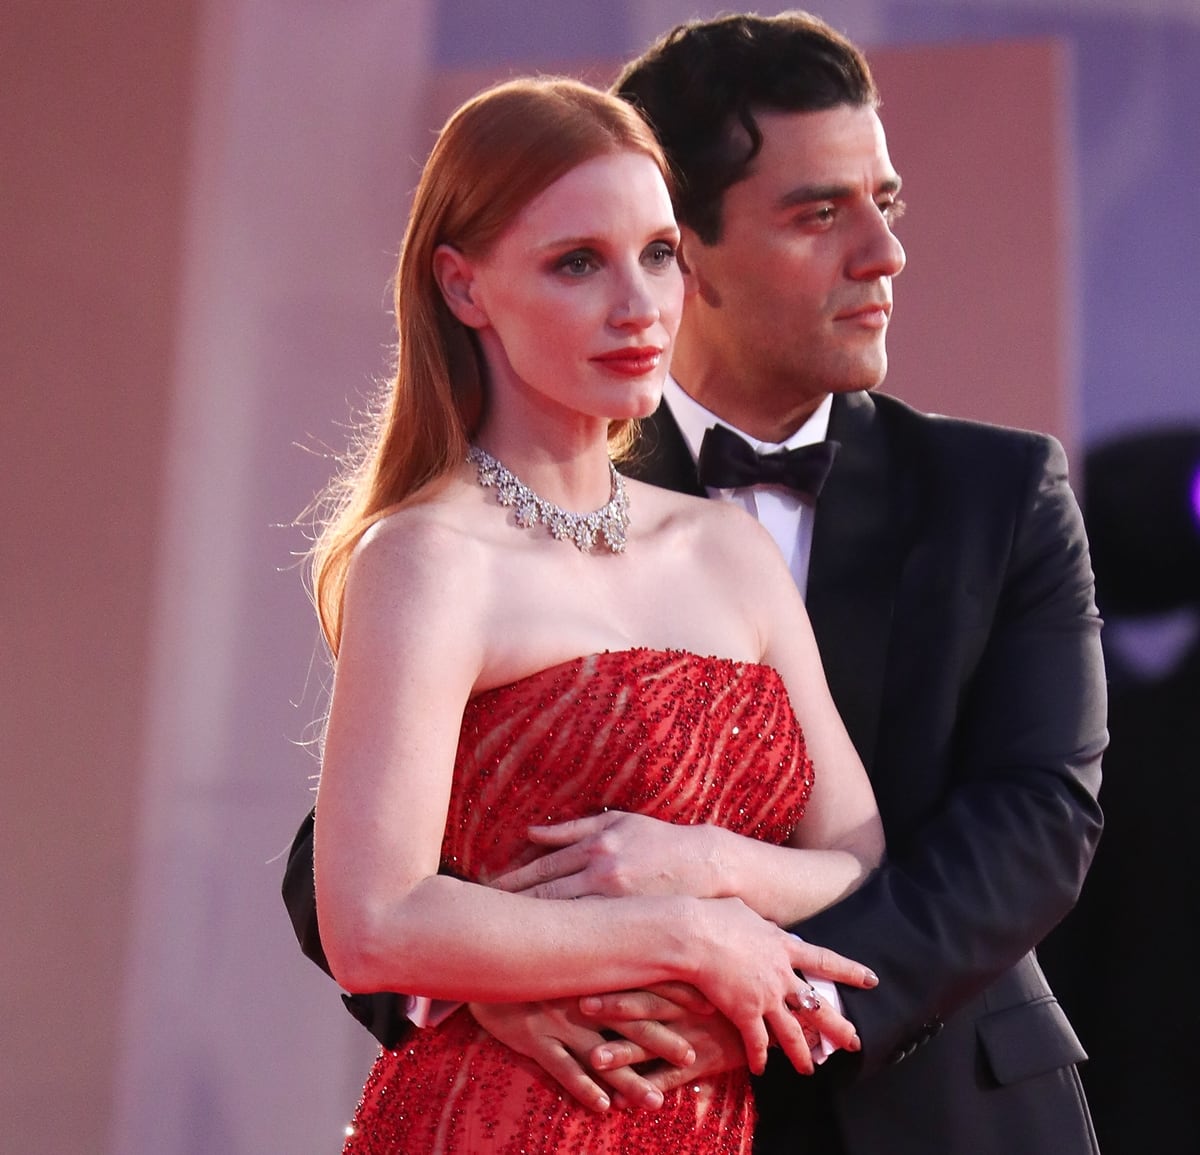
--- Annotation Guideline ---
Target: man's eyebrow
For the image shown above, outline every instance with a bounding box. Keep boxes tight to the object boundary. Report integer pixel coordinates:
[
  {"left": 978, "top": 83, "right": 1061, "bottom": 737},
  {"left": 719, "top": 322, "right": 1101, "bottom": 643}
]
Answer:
[{"left": 777, "top": 175, "right": 903, "bottom": 210}]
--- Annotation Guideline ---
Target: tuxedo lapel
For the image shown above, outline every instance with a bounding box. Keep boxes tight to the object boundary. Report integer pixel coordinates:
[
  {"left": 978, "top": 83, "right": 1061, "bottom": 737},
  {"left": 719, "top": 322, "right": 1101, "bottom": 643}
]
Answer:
[
  {"left": 806, "top": 391, "right": 910, "bottom": 773},
  {"left": 628, "top": 395, "right": 908, "bottom": 774},
  {"left": 624, "top": 404, "right": 706, "bottom": 496}
]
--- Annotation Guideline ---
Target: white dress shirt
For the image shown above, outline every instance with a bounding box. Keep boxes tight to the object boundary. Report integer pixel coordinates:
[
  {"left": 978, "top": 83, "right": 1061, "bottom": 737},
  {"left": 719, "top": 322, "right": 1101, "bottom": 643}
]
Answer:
[{"left": 661, "top": 377, "right": 832, "bottom": 601}]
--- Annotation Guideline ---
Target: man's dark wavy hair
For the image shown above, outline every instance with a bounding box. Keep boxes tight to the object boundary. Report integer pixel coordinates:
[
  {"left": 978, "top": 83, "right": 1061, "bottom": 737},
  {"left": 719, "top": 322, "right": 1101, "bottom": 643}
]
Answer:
[{"left": 613, "top": 10, "right": 878, "bottom": 243}]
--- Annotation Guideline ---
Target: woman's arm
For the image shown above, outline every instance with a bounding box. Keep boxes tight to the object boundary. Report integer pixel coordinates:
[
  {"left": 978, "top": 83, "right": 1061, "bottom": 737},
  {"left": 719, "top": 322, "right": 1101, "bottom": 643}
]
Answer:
[
  {"left": 312, "top": 510, "right": 859, "bottom": 1074},
  {"left": 734, "top": 509, "right": 886, "bottom": 917},
  {"left": 491, "top": 510, "right": 885, "bottom": 926}
]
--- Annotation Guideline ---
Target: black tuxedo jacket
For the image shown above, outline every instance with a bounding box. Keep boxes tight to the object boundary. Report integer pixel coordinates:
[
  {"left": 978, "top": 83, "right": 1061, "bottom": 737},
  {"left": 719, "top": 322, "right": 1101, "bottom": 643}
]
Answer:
[
  {"left": 631, "top": 390, "right": 1105, "bottom": 1154},
  {"left": 283, "top": 389, "right": 1105, "bottom": 1155}
]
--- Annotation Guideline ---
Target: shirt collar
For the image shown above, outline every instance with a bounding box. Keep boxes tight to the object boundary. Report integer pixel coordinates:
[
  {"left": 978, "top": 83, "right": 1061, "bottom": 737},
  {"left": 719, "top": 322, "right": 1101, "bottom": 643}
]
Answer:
[{"left": 661, "top": 376, "right": 833, "bottom": 462}]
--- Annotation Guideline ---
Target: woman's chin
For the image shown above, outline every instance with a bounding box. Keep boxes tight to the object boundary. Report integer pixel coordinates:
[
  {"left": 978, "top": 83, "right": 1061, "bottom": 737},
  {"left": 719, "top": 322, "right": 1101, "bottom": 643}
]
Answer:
[{"left": 624, "top": 381, "right": 666, "bottom": 420}]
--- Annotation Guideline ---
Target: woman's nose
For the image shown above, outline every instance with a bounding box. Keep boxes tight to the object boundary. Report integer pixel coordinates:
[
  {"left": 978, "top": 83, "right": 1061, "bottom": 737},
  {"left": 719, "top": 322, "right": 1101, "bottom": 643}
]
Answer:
[{"left": 610, "top": 273, "right": 660, "bottom": 328}]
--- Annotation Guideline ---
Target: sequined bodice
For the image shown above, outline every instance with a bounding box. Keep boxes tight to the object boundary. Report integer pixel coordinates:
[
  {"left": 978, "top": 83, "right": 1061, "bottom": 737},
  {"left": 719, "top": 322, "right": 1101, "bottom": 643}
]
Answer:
[
  {"left": 345, "top": 648, "right": 815, "bottom": 1155},
  {"left": 443, "top": 648, "right": 814, "bottom": 884}
]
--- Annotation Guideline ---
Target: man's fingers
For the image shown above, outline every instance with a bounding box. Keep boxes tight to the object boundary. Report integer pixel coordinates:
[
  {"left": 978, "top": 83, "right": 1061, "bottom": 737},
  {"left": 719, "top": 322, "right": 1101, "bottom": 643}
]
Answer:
[
  {"left": 642, "top": 982, "right": 715, "bottom": 1015},
  {"left": 591, "top": 1038, "right": 651, "bottom": 1069},
  {"left": 643, "top": 1061, "right": 700, "bottom": 1096},
  {"left": 590, "top": 1020, "right": 695, "bottom": 1071},
  {"left": 533, "top": 1044, "right": 614, "bottom": 1113},
  {"left": 489, "top": 1027, "right": 667, "bottom": 1114},
  {"left": 581, "top": 990, "right": 686, "bottom": 1022},
  {"left": 595, "top": 1066, "right": 665, "bottom": 1111},
  {"left": 610, "top": 1018, "right": 695, "bottom": 1067}
]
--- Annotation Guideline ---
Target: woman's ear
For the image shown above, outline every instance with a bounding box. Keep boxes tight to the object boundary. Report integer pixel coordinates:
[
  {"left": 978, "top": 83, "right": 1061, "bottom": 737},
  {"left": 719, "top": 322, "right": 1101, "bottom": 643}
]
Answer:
[{"left": 433, "top": 244, "right": 488, "bottom": 328}]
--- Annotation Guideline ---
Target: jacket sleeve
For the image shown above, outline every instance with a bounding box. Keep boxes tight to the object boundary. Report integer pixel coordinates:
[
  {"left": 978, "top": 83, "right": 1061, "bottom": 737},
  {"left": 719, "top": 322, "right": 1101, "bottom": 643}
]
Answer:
[
  {"left": 797, "top": 433, "right": 1106, "bottom": 1078},
  {"left": 281, "top": 807, "right": 413, "bottom": 1049}
]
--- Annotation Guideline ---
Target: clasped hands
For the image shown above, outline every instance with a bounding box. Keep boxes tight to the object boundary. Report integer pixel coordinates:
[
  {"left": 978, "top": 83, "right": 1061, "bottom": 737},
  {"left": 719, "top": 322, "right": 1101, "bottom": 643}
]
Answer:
[{"left": 471, "top": 811, "right": 875, "bottom": 1113}]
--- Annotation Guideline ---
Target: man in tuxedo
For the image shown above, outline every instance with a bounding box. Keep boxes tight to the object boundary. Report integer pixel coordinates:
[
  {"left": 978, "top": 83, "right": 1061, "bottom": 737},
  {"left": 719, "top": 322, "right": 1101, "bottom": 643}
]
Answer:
[{"left": 284, "top": 11, "right": 1105, "bottom": 1152}]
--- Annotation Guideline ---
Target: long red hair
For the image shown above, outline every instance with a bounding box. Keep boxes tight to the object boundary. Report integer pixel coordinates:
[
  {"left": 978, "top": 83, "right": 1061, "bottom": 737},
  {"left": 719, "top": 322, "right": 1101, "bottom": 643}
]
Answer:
[{"left": 308, "top": 77, "right": 671, "bottom": 656}]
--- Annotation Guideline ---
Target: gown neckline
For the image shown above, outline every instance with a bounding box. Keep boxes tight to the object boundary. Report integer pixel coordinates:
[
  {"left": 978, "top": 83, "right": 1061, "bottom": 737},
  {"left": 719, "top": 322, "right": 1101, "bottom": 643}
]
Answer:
[{"left": 470, "top": 646, "right": 783, "bottom": 703}]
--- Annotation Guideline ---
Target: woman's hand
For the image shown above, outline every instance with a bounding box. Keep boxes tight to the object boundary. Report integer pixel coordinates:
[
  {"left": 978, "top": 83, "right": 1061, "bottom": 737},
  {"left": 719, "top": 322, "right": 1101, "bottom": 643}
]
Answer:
[
  {"left": 787, "top": 938, "right": 878, "bottom": 1055},
  {"left": 582, "top": 965, "right": 871, "bottom": 1087},
  {"left": 490, "top": 811, "right": 726, "bottom": 900},
  {"left": 682, "top": 897, "right": 873, "bottom": 1076}
]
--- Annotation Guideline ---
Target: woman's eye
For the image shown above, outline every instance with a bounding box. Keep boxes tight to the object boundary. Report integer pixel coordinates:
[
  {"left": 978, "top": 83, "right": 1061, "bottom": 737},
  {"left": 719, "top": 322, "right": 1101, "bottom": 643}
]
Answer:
[
  {"left": 558, "top": 251, "right": 597, "bottom": 276},
  {"left": 643, "top": 241, "right": 677, "bottom": 268},
  {"left": 881, "top": 198, "right": 907, "bottom": 224}
]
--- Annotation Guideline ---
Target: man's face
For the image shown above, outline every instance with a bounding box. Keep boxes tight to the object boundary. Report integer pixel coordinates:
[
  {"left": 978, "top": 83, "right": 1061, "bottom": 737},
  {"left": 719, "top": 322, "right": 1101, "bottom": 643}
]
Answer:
[{"left": 676, "top": 104, "right": 905, "bottom": 436}]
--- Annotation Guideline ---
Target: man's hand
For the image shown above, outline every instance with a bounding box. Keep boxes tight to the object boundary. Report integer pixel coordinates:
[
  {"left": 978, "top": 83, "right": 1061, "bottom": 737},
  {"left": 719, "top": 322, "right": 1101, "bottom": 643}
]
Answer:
[
  {"left": 580, "top": 983, "right": 748, "bottom": 1094},
  {"left": 469, "top": 997, "right": 696, "bottom": 1113}
]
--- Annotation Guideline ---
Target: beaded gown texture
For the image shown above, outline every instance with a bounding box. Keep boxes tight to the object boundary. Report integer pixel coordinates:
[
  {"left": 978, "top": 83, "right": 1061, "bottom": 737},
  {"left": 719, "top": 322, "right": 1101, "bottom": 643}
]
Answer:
[{"left": 342, "top": 648, "right": 815, "bottom": 1154}]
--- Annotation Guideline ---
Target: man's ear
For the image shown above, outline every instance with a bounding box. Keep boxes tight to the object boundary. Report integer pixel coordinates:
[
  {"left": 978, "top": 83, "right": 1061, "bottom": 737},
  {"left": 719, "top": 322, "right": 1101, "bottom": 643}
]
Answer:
[
  {"left": 677, "top": 229, "right": 702, "bottom": 299},
  {"left": 432, "top": 244, "right": 488, "bottom": 328}
]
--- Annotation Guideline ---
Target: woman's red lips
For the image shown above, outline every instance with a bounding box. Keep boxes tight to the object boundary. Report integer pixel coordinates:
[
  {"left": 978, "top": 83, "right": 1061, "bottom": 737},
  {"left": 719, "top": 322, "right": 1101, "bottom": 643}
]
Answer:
[{"left": 591, "top": 347, "right": 663, "bottom": 375}]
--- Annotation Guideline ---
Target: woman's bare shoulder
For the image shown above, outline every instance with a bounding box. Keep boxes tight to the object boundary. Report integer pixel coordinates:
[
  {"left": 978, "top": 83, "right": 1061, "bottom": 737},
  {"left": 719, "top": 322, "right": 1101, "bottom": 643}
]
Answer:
[
  {"left": 629, "top": 480, "right": 781, "bottom": 562},
  {"left": 347, "top": 481, "right": 490, "bottom": 613}
]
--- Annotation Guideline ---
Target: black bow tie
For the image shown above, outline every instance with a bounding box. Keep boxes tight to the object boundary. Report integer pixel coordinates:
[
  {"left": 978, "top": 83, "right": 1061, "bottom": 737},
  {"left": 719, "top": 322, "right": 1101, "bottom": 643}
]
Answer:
[{"left": 697, "top": 424, "right": 839, "bottom": 504}]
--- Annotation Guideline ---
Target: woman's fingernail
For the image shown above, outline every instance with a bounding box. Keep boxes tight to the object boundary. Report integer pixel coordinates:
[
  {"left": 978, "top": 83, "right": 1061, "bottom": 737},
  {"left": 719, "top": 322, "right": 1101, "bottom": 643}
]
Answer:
[
  {"left": 595, "top": 1047, "right": 613, "bottom": 1067},
  {"left": 595, "top": 1093, "right": 610, "bottom": 1112},
  {"left": 865, "top": 969, "right": 879, "bottom": 987},
  {"left": 847, "top": 1033, "right": 862, "bottom": 1052},
  {"left": 644, "top": 1089, "right": 664, "bottom": 1109},
  {"left": 580, "top": 997, "right": 602, "bottom": 1014}
]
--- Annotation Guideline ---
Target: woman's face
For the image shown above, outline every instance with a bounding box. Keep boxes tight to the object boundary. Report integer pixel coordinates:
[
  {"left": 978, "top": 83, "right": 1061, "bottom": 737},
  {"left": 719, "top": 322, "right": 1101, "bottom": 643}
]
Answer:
[{"left": 448, "top": 150, "right": 683, "bottom": 433}]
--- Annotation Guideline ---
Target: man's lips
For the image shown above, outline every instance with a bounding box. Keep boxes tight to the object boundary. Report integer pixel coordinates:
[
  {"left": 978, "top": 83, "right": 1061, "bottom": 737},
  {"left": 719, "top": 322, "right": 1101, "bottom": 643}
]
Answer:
[
  {"left": 591, "top": 347, "right": 664, "bottom": 376},
  {"left": 834, "top": 301, "right": 892, "bottom": 328}
]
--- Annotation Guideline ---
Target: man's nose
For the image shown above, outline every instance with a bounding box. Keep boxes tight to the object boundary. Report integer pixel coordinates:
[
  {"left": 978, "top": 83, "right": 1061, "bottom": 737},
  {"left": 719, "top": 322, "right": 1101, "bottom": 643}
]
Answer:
[{"left": 850, "top": 211, "right": 906, "bottom": 280}]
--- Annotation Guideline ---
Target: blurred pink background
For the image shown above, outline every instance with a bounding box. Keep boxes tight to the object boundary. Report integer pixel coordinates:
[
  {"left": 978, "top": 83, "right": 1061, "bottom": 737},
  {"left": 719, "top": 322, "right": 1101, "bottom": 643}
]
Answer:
[{"left": 5, "top": 1, "right": 1196, "bottom": 1151}]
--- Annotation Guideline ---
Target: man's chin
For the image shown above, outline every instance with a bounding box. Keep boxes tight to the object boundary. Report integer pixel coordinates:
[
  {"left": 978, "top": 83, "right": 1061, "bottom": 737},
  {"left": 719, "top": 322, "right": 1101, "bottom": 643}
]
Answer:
[
  {"left": 849, "top": 357, "right": 889, "bottom": 394},
  {"left": 830, "top": 373, "right": 887, "bottom": 397}
]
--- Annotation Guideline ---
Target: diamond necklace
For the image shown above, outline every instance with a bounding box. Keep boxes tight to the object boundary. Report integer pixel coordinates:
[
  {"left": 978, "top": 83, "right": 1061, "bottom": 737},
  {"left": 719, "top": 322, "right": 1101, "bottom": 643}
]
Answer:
[{"left": 467, "top": 445, "right": 629, "bottom": 554}]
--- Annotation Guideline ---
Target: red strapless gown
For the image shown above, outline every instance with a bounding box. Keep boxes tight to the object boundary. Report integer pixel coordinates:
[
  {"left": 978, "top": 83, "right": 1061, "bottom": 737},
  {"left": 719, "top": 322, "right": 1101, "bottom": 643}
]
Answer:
[{"left": 342, "top": 648, "right": 814, "bottom": 1154}]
